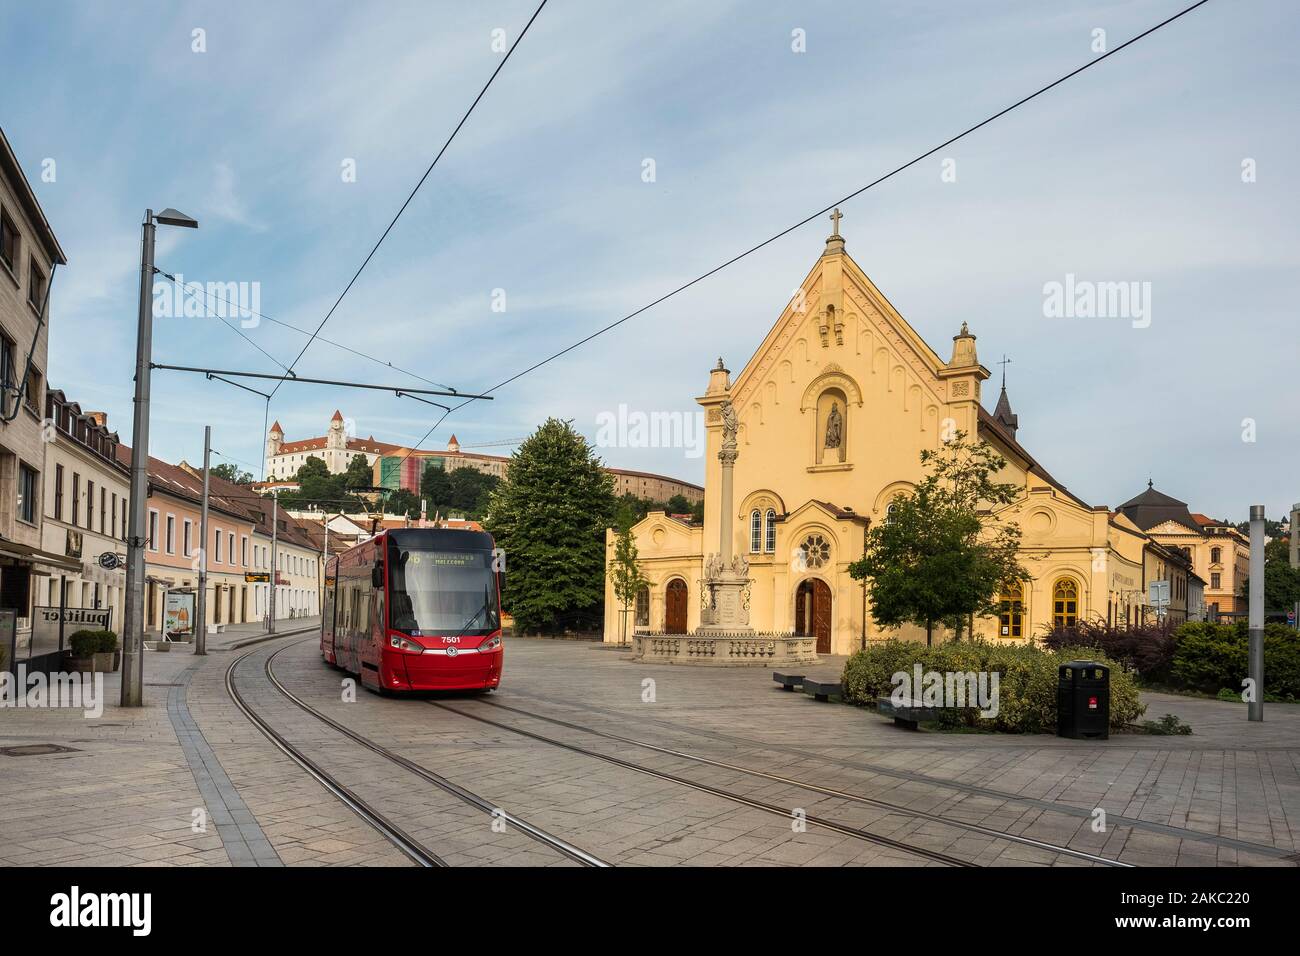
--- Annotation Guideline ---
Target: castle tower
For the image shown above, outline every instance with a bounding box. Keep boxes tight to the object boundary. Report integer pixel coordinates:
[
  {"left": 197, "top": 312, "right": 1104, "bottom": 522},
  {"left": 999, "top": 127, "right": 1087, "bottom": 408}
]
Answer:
[
  {"left": 266, "top": 420, "right": 283, "bottom": 477},
  {"left": 327, "top": 410, "right": 347, "bottom": 450}
]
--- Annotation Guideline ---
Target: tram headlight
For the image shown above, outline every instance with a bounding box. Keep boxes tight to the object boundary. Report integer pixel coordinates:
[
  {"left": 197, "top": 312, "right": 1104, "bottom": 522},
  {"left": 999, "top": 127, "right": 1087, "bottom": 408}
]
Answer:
[
  {"left": 389, "top": 635, "right": 425, "bottom": 653},
  {"left": 479, "top": 634, "right": 502, "bottom": 653}
]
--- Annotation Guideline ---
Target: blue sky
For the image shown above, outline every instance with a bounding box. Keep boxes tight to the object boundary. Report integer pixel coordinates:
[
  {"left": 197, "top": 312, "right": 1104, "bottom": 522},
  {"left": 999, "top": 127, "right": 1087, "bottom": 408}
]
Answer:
[{"left": 4, "top": 0, "right": 1297, "bottom": 521}]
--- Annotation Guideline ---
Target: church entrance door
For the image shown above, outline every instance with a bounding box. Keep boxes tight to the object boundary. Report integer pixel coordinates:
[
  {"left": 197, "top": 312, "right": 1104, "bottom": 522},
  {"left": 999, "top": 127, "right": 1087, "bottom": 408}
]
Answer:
[
  {"left": 795, "top": 579, "right": 833, "bottom": 654},
  {"left": 665, "top": 579, "right": 688, "bottom": 634}
]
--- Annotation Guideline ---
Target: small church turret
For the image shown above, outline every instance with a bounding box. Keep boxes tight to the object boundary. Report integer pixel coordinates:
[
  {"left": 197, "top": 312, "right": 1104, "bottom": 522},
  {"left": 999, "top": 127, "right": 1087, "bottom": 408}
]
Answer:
[
  {"left": 992, "top": 355, "right": 1018, "bottom": 439},
  {"left": 706, "top": 357, "right": 730, "bottom": 395},
  {"left": 948, "top": 321, "right": 978, "bottom": 368},
  {"left": 936, "top": 322, "right": 989, "bottom": 439}
]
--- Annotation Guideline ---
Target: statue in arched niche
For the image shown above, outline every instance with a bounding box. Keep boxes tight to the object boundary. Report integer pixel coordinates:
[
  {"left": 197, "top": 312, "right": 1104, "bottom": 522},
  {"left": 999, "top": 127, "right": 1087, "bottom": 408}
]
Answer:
[{"left": 824, "top": 401, "right": 844, "bottom": 462}]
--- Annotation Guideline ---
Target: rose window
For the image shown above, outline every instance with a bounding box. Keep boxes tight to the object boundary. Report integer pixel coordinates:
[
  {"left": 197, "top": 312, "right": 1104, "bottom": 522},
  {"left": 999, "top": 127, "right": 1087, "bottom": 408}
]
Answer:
[{"left": 801, "top": 533, "right": 830, "bottom": 569}]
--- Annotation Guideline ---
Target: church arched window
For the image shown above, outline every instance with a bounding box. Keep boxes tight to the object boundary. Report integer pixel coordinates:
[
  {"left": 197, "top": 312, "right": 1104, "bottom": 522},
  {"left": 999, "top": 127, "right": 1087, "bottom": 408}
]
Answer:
[
  {"left": 886, "top": 501, "right": 898, "bottom": 524},
  {"left": 1052, "top": 578, "right": 1079, "bottom": 629},
  {"left": 764, "top": 509, "right": 777, "bottom": 553},
  {"left": 634, "top": 586, "right": 649, "bottom": 627},
  {"left": 999, "top": 583, "right": 1024, "bottom": 638},
  {"left": 750, "top": 510, "right": 762, "bottom": 553}
]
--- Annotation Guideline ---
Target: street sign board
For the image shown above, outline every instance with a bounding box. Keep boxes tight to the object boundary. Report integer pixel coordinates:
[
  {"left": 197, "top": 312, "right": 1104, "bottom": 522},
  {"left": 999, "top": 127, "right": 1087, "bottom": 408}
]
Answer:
[{"left": 244, "top": 572, "right": 270, "bottom": 583}]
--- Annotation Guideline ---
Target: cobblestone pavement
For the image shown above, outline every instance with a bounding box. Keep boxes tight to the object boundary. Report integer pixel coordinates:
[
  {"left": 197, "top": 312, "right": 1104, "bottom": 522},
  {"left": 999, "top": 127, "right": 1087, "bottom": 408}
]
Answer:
[{"left": 3, "top": 632, "right": 1296, "bottom": 867}]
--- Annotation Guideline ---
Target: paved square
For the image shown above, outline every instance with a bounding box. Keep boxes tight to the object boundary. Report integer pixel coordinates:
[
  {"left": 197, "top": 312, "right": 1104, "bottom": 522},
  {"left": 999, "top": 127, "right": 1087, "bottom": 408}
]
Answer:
[{"left": 3, "top": 629, "right": 1297, "bottom": 867}]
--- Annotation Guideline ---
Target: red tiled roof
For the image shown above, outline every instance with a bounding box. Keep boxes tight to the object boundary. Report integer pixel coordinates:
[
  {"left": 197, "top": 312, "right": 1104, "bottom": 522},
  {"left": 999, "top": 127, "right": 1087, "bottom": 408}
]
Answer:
[{"left": 277, "top": 438, "right": 326, "bottom": 454}]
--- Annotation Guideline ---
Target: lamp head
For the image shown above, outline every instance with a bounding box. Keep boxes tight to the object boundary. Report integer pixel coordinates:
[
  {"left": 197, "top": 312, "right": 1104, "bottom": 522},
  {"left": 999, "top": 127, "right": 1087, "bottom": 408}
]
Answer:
[{"left": 155, "top": 208, "right": 199, "bottom": 229}]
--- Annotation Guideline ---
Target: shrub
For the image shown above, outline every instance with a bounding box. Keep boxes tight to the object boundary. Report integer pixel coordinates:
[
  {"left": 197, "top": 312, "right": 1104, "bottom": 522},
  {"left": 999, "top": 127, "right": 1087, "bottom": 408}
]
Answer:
[
  {"left": 1041, "top": 620, "right": 1177, "bottom": 683},
  {"left": 68, "top": 630, "right": 118, "bottom": 657},
  {"left": 1171, "top": 621, "right": 1300, "bottom": 699},
  {"left": 841, "top": 639, "right": 1145, "bottom": 732},
  {"left": 1141, "top": 713, "right": 1192, "bottom": 735}
]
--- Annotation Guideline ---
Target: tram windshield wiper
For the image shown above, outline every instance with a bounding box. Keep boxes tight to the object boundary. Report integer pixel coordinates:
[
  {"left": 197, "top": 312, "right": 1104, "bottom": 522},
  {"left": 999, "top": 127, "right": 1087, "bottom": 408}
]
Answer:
[{"left": 448, "top": 599, "right": 489, "bottom": 640}]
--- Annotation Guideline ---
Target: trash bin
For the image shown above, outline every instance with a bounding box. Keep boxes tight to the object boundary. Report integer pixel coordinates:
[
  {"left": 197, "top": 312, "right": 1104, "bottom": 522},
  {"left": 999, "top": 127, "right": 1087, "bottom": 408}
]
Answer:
[{"left": 1057, "top": 660, "right": 1109, "bottom": 740}]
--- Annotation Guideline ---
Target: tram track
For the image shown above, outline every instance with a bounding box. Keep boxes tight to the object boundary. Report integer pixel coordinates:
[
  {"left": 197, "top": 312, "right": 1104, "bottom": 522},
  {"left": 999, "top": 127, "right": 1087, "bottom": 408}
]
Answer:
[
  {"left": 432, "top": 696, "right": 1136, "bottom": 868},
  {"left": 500, "top": 685, "right": 1300, "bottom": 864},
  {"left": 427, "top": 698, "right": 979, "bottom": 867},
  {"left": 225, "top": 641, "right": 446, "bottom": 867},
  {"left": 235, "top": 639, "right": 609, "bottom": 867}
]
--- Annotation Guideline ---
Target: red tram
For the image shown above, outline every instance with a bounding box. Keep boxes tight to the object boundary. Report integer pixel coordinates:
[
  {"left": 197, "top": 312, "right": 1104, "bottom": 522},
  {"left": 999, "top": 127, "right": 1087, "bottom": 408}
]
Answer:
[{"left": 322, "top": 527, "right": 503, "bottom": 693}]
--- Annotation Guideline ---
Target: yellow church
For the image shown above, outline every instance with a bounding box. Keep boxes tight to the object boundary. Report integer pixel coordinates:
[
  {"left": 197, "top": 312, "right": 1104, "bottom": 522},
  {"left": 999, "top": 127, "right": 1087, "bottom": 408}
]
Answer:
[{"left": 603, "top": 215, "right": 1158, "bottom": 657}]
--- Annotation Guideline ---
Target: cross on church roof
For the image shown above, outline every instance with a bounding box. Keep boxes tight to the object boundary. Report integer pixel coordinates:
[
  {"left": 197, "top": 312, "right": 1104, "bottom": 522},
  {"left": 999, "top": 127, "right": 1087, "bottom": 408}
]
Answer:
[
  {"left": 997, "top": 354, "right": 1012, "bottom": 389},
  {"left": 829, "top": 207, "right": 843, "bottom": 237}
]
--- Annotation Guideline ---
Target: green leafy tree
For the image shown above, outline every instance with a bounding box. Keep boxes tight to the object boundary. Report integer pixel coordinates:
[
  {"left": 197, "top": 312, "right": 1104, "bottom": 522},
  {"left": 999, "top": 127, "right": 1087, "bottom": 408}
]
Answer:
[
  {"left": 421, "top": 464, "right": 452, "bottom": 510},
  {"left": 211, "top": 462, "right": 253, "bottom": 484},
  {"left": 344, "top": 454, "right": 373, "bottom": 489},
  {"left": 848, "top": 433, "right": 1027, "bottom": 646},
  {"left": 447, "top": 468, "right": 500, "bottom": 518},
  {"left": 665, "top": 494, "right": 692, "bottom": 515},
  {"left": 484, "top": 418, "right": 616, "bottom": 634},
  {"left": 385, "top": 488, "right": 422, "bottom": 518},
  {"left": 609, "top": 523, "right": 649, "bottom": 645},
  {"left": 1240, "top": 555, "right": 1300, "bottom": 618},
  {"left": 276, "top": 456, "right": 366, "bottom": 513}
]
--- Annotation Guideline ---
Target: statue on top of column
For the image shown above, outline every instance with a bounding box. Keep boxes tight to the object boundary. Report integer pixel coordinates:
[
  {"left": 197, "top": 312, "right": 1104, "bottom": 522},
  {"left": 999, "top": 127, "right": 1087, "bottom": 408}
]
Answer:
[{"left": 720, "top": 399, "right": 738, "bottom": 447}]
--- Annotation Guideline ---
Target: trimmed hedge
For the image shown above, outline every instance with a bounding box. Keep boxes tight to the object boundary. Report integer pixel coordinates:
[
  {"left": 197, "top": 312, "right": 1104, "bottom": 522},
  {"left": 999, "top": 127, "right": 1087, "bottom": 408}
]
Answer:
[
  {"left": 68, "top": 629, "right": 119, "bottom": 657},
  {"left": 840, "top": 639, "right": 1145, "bottom": 733}
]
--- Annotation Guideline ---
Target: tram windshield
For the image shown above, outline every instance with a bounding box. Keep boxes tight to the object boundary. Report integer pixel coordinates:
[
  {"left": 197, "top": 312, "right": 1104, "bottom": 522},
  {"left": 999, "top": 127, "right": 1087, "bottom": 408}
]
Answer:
[{"left": 387, "top": 549, "right": 501, "bottom": 636}]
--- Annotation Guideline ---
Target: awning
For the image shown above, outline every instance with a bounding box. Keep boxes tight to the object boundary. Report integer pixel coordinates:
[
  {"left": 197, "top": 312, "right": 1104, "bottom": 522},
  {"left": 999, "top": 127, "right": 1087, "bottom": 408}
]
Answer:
[{"left": 0, "top": 539, "right": 83, "bottom": 573}]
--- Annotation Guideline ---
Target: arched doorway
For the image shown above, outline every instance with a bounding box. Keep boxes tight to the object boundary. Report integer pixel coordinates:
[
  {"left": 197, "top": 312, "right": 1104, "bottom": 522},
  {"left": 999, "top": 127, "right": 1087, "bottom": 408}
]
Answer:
[
  {"left": 795, "top": 579, "right": 832, "bottom": 653},
  {"left": 665, "top": 579, "right": 688, "bottom": 634}
]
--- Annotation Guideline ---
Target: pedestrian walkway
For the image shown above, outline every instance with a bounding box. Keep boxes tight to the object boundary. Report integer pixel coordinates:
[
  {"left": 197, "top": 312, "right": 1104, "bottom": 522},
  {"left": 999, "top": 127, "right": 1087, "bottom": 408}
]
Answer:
[{"left": 0, "top": 617, "right": 338, "bottom": 867}]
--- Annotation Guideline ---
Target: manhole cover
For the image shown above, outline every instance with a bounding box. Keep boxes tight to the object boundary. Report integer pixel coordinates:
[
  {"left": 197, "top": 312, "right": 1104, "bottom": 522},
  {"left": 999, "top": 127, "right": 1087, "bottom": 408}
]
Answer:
[{"left": 0, "top": 744, "right": 81, "bottom": 757}]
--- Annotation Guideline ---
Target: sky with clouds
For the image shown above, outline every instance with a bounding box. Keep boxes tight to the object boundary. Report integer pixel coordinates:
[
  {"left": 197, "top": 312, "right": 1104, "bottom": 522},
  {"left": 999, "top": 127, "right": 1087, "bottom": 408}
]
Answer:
[{"left": 3, "top": 0, "right": 1296, "bottom": 522}]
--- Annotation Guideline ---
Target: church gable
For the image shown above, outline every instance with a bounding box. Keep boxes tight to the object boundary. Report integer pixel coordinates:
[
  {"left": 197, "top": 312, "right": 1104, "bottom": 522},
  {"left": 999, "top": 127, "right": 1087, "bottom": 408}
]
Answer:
[
  {"left": 730, "top": 237, "right": 949, "bottom": 425},
  {"left": 704, "top": 220, "right": 990, "bottom": 531},
  {"left": 628, "top": 511, "right": 700, "bottom": 557}
]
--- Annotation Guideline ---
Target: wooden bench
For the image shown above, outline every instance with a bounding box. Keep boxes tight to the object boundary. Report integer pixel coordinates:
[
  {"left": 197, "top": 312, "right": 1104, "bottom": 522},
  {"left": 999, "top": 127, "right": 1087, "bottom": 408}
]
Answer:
[
  {"left": 803, "top": 679, "right": 841, "bottom": 702},
  {"left": 876, "top": 696, "right": 940, "bottom": 730},
  {"left": 772, "top": 672, "right": 804, "bottom": 691}
]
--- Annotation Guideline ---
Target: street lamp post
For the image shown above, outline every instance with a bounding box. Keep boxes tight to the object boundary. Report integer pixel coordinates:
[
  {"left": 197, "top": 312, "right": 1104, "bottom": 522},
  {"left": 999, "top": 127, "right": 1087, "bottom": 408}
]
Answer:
[
  {"left": 1248, "top": 504, "right": 1265, "bottom": 722},
  {"left": 121, "top": 207, "right": 198, "bottom": 707}
]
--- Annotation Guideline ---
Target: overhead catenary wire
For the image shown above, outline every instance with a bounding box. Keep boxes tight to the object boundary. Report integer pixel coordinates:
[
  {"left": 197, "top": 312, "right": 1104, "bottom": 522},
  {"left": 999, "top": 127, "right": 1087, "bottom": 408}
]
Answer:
[
  {"left": 149, "top": 365, "right": 492, "bottom": 400},
  {"left": 154, "top": 268, "right": 459, "bottom": 392},
  {"left": 385, "top": 0, "right": 1213, "bottom": 464},
  {"left": 267, "top": 0, "right": 551, "bottom": 400}
]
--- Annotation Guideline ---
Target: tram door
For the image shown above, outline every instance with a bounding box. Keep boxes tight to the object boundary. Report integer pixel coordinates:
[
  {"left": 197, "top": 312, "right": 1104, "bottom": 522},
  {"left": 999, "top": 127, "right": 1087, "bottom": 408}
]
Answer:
[{"left": 665, "top": 579, "right": 688, "bottom": 634}]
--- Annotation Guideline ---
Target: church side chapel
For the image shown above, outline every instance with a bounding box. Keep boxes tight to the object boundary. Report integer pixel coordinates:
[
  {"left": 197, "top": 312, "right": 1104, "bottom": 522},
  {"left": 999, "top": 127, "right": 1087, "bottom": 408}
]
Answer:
[{"left": 603, "top": 214, "right": 1154, "bottom": 656}]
